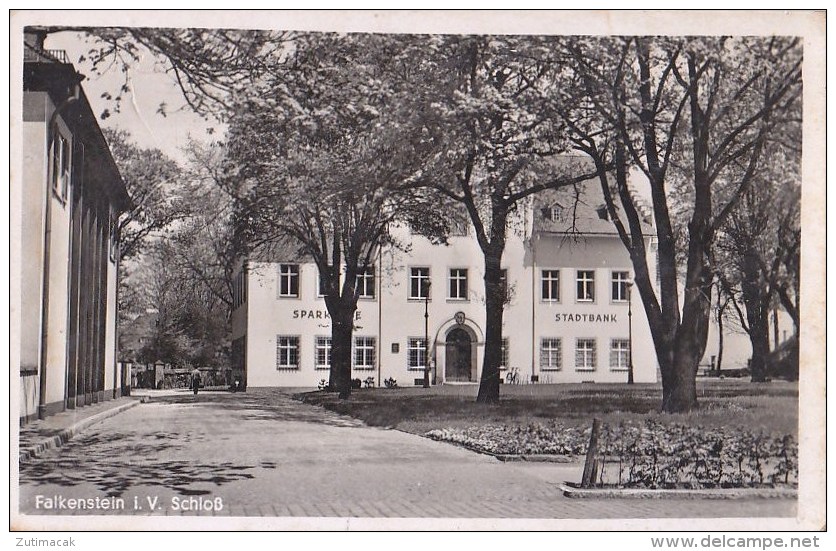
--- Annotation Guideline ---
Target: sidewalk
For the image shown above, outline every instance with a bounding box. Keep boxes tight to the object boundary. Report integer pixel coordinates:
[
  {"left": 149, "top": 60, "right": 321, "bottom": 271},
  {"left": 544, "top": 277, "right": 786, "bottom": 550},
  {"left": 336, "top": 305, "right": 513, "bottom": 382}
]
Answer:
[{"left": 18, "top": 396, "right": 142, "bottom": 463}]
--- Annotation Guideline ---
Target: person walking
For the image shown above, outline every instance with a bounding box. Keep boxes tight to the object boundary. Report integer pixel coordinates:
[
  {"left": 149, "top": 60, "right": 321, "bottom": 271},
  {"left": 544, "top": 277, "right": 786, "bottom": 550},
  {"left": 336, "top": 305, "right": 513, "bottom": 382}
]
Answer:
[{"left": 191, "top": 367, "right": 201, "bottom": 395}]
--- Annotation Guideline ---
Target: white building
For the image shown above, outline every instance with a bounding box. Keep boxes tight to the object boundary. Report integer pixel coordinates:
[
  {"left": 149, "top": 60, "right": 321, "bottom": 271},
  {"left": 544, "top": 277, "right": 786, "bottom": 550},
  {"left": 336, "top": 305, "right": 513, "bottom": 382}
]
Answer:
[
  {"left": 19, "top": 32, "right": 130, "bottom": 422},
  {"left": 230, "top": 182, "right": 659, "bottom": 388}
]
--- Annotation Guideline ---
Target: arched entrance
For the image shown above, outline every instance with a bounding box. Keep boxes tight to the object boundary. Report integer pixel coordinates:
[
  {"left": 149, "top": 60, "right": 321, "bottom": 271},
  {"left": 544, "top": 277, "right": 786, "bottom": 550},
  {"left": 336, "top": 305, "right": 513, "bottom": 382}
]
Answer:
[{"left": 445, "top": 327, "right": 474, "bottom": 382}]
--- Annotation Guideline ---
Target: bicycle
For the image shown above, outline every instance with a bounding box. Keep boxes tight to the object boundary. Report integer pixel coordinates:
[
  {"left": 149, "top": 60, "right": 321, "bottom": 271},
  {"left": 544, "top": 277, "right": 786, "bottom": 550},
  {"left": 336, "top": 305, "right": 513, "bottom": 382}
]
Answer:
[{"left": 505, "top": 367, "right": 521, "bottom": 385}]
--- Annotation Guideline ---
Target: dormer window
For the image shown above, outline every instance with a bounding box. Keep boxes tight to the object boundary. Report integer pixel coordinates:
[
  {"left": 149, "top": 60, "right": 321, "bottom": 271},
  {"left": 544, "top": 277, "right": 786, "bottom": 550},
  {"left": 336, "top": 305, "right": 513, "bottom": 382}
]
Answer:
[
  {"left": 542, "top": 204, "right": 563, "bottom": 222},
  {"left": 595, "top": 204, "right": 609, "bottom": 221}
]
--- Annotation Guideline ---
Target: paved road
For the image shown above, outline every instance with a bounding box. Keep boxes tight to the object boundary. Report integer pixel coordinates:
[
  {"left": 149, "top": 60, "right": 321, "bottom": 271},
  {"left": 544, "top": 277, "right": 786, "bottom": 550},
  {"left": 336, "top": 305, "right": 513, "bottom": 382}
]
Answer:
[{"left": 18, "top": 389, "right": 796, "bottom": 519}]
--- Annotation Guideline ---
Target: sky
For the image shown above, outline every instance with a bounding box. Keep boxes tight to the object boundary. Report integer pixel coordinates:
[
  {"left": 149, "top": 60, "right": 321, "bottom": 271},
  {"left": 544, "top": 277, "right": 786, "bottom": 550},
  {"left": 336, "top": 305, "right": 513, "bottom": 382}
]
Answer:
[{"left": 45, "top": 30, "right": 221, "bottom": 164}]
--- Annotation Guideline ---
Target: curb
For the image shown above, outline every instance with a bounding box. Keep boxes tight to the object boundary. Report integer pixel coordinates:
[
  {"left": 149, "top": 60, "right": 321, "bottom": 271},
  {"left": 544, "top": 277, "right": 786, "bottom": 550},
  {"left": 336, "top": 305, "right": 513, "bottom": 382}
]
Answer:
[
  {"left": 557, "top": 483, "right": 798, "bottom": 500},
  {"left": 19, "top": 399, "right": 141, "bottom": 464},
  {"left": 493, "top": 453, "right": 577, "bottom": 463}
]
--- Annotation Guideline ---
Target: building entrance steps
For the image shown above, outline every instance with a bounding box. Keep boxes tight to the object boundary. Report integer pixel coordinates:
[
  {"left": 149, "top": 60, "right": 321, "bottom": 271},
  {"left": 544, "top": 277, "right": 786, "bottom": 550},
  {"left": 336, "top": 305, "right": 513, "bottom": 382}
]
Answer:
[{"left": 18, "top": 397, "right": 141, "bottom": 463}]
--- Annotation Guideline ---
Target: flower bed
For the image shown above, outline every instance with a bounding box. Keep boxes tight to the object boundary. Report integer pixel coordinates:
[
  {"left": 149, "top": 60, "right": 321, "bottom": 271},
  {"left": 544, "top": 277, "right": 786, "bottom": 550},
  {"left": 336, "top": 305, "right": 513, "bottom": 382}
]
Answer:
[
  {"left": 425, "top": 419, "right": 798, "bottom": 489},
  {"left": 425, "top": 421, "right": 589, "bottom": 456}
]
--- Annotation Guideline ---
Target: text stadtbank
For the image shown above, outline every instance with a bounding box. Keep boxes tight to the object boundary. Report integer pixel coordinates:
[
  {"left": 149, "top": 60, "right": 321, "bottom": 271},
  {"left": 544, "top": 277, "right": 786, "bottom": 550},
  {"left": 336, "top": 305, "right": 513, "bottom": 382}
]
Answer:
[{"left": 555, "top": 313, "right": 618, "bottom": 323}]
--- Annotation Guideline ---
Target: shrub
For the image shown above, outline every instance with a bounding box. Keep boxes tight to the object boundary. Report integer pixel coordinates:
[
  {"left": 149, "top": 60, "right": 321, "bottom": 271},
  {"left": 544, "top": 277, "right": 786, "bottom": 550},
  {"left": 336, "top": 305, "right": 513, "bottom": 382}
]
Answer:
[
  {"left": 384, "top": 377, "right": 398, "bottom": 388},
  {"left": 351, "top": 378, "right": 362, "bottom": 389},
  {"left": 364, "top": 376, "right": 375, "bottom": 388}
]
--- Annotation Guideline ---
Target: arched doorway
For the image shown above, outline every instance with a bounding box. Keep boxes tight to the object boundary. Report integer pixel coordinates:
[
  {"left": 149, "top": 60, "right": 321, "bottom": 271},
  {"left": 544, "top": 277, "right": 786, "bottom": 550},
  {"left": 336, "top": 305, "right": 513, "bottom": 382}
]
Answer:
[{"left": 445, "top": 327, "right": 474, "bottom": 382}]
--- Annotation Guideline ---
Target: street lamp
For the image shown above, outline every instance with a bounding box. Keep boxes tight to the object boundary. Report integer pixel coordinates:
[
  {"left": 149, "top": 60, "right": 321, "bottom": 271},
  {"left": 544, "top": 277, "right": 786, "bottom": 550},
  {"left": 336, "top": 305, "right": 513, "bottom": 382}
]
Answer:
[
  {"left": 627, "top": 279, "right": 634, "bottom": 385},
  {"left": 423, "top": 280, "right": 432, "bottom": 388}
]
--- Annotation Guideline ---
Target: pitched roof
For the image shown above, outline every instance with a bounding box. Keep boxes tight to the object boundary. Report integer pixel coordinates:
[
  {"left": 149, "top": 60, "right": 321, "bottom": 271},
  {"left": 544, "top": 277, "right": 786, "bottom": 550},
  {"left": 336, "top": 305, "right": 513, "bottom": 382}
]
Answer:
[
  {"left": 24, "top": 48, "right": 131, "bottom": 212},
  {"left": 532, "top": 178, "right": 654, "bottom": 237}
]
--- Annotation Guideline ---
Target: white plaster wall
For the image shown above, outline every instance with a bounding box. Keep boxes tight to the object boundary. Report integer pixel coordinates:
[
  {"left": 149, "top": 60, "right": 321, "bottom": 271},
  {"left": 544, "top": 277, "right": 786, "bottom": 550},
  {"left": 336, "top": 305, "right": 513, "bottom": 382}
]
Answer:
[
  {"left": 20, "top": 119, "right": 47, "bottom": 374},
  {"left": 20, "top": 374, "right": 40, "bottom": 422},
  {"left": 242, "top": 225, "right": 659, "bottom": 387},
  {"left": 530, "top": 234, "right": 658, "bottom": 383},
  {"left": 42, "top": 119, "right": 73, "bottom": 407},
  {"left": 244, "top": 261, "right": 381, "bottom": 387},
  {"left": 103, "top": 255, "right": 118, "bottom": 393}
]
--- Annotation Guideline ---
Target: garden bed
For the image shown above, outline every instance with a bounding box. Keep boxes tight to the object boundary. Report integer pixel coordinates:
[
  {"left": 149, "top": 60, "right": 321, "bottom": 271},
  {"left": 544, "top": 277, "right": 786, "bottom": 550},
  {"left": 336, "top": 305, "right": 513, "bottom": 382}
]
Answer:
[{"left": 425, "top": 419, "right": 798, "bottom": 490}]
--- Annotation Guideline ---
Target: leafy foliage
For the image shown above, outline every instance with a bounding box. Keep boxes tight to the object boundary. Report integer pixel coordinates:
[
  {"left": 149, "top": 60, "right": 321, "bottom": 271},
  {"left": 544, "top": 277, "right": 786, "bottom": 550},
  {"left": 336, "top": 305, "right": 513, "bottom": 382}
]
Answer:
[
  {"left": 221, "top": 34, "right": 452, "bottom": 397},
  {"left": 116, "top": 140, "right": 237, "bottom": 368},
  {"left": 552, "top": 36, "right": 802, "bottom": 411},
  {"left": 49, "top": 27, "right": 803, "bottom": 410},
  {"left": 103, "top": 128, "right": 184, "bottom": 260}
]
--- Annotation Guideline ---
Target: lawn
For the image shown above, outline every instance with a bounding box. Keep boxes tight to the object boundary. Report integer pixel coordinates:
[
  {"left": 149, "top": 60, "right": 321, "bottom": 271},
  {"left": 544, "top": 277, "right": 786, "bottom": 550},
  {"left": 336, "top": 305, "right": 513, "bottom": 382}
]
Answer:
[
  {"left": 296, "top": 380, "right": 798, "bottom": 436},
  {"left": 297, "top": 380, "right": 799, "bottom": 488}
]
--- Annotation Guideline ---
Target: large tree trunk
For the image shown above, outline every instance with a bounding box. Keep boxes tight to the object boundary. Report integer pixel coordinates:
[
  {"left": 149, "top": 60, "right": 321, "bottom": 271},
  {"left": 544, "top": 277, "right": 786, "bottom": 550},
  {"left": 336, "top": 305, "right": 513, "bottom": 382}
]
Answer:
[
  {"left": 716, "top": 302, "right": 725, "bottom": 373},
  {"left": 329, "top": 308, "right": 355, "bottom": 399},
  {"left": 476, "top": 251, "right": 505, "bottom": 404},
  {"left": 772, "top": 307, "right": 780, "bottom": 350},
  {"left": 662, "top": 213, "right": 712, "bottom": 412},
  {"left": 747, "top": 310, "right": 770, "bottom": 383},
  {"left": 667, "top": 306, "right": 707, "bottom": 412},
  {"left": 741, "top": 249, "right": 770, "bottom": 383}
]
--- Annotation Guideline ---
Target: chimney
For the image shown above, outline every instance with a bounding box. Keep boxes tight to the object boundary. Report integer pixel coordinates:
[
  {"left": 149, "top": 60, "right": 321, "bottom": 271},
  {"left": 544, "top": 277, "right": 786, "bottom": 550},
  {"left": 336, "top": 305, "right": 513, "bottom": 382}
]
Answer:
[{"left": 24, "top": 27, "right": 48, "bottom": 51}]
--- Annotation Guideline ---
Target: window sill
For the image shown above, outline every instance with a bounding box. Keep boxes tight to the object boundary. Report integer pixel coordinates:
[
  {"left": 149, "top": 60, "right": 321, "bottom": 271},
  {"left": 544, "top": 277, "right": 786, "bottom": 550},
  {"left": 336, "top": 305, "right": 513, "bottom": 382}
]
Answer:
[
  {"left": 575, "top": 368, "right": 597, "bottom": 372},
  {"left": 276, "top": 367, "right": 300, "bottom": 371},
  {"left": 540, "top": 368, "right": 562, "bottom": 372}
]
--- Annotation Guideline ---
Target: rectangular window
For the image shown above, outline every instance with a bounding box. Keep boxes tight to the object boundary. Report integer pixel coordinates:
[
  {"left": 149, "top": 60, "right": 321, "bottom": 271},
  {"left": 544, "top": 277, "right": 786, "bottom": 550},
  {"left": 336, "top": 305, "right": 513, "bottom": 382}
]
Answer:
[
  {"left": 575, "top": 338, "right": 596, "bottom": 371},
  {"left": 108, "top": 213, "right": 119, "bottom": 262},
  {"left": 541, "top": 269, "right": 560, "bottom": 302},
  {"left": 612, "top": 271, "right": 630, "bottom": 302},
  {"left": 409, "top": 267, "right": 431, "bottom": 299},
  {"left": 279, "top": 264, "right": 300, "bottom": 297},
  {"left": 407, "top": 338, "right": 427, "bottom": 370},
  {"left": 317, "top": 270, "right": 327, "bottom": 297},
  {"left": 356, "top": 267, "right": 375, "bottom": 299},
  {"left": 449, "top": 268, "right": 468, "bottom": 300},
  {"left": 610, "top": 339, "right": 630, "bottom": 371},
  {"left": 315, "top": 336, "right": 332, "bottom": 370},
  {"left": 577, "top": 270, "right": 595, "bottom": 302},
  {"left": 52, "top": 132, "right": 70, "bottom": 201},
  {"left": 276, "top": 336, "right": 300, "bottom": 369},
  {"left": 354, "top": 336, "right": 376, "bottom": 370},
  {"left": 540, "top": 338, "right": 562, "bottom": 371},
  {"left": 500, "top": 337, "right": 509, "bottom": 370},
  {"left": 233, "top": 269, "right": 248, "bottom": 308}
]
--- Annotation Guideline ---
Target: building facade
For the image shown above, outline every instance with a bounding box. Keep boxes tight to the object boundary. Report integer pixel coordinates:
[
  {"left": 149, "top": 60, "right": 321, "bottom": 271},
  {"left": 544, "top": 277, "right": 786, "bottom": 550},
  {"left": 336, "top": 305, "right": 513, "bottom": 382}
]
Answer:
[
  {"left": 19, "top": 31, "right": 131, "bottom": 423},
  {"left": 231, "top": 182, "right": 659, "bottom": 388}
]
